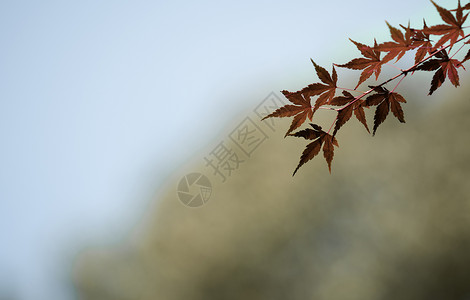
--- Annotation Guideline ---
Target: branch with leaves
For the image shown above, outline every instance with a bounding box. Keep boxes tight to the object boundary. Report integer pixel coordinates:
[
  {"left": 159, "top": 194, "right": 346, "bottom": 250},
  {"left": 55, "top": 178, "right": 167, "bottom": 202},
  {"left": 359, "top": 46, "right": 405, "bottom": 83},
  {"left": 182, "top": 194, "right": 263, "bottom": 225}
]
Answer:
[{"left": 263, "top": 0, "right": 470, "bottom": 175}]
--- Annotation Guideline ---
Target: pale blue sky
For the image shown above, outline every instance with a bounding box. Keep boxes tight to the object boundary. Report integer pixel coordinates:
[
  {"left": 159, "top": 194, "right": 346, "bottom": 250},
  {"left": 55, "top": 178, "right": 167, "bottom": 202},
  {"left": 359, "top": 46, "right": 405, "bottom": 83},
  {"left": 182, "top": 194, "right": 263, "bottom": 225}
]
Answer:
[{"left": 0, "top": 1, "right": 440, "bottom": 299}]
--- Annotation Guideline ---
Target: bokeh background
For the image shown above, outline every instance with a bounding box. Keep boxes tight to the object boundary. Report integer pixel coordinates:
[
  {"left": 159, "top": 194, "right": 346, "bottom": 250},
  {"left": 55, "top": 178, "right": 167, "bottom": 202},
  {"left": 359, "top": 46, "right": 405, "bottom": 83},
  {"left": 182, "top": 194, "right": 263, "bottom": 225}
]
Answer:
[{"left": 1, "top": 1, "right": 468, "bottom": 300}]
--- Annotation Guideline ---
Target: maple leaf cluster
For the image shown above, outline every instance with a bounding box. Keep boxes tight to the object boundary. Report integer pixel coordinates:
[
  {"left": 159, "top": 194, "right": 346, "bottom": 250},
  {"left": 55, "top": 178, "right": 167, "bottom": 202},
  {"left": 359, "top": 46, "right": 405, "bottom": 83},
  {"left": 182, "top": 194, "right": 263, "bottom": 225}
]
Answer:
[{"left": 263, "top": 0, "right": 470, "bottom": 175}]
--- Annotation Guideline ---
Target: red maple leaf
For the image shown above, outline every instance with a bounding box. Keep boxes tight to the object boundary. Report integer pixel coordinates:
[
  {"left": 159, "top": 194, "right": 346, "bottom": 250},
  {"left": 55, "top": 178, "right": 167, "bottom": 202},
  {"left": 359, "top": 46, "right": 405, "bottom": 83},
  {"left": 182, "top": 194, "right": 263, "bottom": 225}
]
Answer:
[
  {"left": 415, "top": 50, "right": 465, "bottom": 94},
  {"left": 289, "top": 124, "right": 339, "bottom": 175},
  {"left": 330, "top": 91, "right": 370, "bottom": 135},
  {"left": 423, "top": 0, "right": 468, "bottom": 50},
  {"left": 262, "top": 60, "right": 339, "bottom": 137},
  {"left": 301, "top": 60, "right": 338, "bottom": 112},
  {"left": 377, "top": 22, "right": 416, "bottom": 63},
  {"left": 265, "top": 0, "right": 470, "bottom": 174},
  {"left": 261, "top": 90, "right": 313, "bottom": 137},
  {"left": 336, "top": 39, "right": 391, "bottom": 89},
  {"left": 364, "top": 87, "right": 406, "bottom": 135}
]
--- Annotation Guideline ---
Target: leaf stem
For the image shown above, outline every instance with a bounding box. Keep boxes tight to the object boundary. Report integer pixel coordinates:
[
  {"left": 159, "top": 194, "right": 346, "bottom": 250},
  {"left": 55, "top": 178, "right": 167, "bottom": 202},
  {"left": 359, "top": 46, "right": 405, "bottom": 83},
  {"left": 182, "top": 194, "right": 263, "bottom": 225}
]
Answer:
[
  {"left": 384, "top": 62, "right": 403, "bottom": 71},
  {"left": 317, "top": 107, "right": 338, "bottom": 111},
  {"left": 336, "top": 87, "right": 366, "bottom": 93},
  {"left": 391, "top": 75, "right": 406, "bottom": 93},
  {"left": 327, "top": 115, "right": 337, "bottom": 134},
  {"left": 450, "top": 43, "right": 467, "bottom": 59}
]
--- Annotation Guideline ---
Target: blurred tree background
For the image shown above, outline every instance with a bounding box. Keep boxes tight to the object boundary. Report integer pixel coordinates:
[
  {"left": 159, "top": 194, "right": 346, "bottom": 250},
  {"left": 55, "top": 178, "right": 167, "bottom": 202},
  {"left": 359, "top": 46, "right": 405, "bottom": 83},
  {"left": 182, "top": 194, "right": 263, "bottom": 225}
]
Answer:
[
  {"left": 73, "top": 78, "right": 470, "bottom": 300},
  {"left": 2, "top": 1, "right": 465, "bottom": 299}
]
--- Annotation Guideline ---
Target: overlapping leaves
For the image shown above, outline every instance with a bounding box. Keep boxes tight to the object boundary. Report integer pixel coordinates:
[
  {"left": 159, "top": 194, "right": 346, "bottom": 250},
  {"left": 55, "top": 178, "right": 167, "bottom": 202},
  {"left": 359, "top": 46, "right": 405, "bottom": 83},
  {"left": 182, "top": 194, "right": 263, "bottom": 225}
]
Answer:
[
  {"left": 262, "top": 60, "right": 337, "bottom": 137},
  {"left": 407, "top": 20, "right": 433, "bottom": 64},
  {"left": 336, "top": 39, "right": 391, "bottom": 89},
  {"left": 330, "top": 91, "right": 370, "bottom": 135},
  {"left": 414, "top": 50, "right": 465, "bottom": 94},
  {"left": 423, "top": 0, "right": 468, "bottom": 50},
  {"left": 376, "top": 22, "right": 415, "bottom": 63},
  {"left": 262, "top": 0, "right": 469, "bottom": 175}
]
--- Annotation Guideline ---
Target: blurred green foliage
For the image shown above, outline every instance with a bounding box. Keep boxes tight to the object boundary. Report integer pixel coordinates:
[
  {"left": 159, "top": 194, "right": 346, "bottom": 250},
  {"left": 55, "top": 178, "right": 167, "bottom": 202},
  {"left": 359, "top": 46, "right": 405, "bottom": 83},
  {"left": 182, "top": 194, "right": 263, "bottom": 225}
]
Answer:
[{"left": 73, "top": 82, "right": 470, "bottom": 300}]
